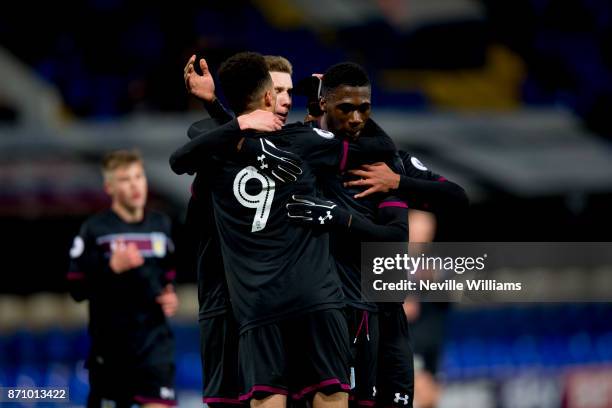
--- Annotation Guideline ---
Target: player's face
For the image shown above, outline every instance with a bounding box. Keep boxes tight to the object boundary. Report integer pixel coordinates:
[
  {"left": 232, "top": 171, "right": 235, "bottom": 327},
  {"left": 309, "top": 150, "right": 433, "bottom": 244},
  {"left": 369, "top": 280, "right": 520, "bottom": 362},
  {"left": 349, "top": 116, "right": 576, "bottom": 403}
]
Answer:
[
  {"left": 106, "top": 162, "right": 148, "bottom": 212},
  {"left": 270, "top": 71, "right": 293, "bottom": 124},
  {"left": 321, "top": 86, "right": 371, "bottom": 140}
]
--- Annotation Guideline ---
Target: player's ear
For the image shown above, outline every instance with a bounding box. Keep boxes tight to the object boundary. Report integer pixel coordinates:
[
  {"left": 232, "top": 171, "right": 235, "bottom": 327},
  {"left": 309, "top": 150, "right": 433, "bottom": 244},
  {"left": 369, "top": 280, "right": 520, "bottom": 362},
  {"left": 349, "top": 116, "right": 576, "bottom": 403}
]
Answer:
[
  {"left": 264, "top": 89, "right": 274, "bottom": 108},
  {"left": 319, "top": 96, "right": 326, "bottom": 112}
]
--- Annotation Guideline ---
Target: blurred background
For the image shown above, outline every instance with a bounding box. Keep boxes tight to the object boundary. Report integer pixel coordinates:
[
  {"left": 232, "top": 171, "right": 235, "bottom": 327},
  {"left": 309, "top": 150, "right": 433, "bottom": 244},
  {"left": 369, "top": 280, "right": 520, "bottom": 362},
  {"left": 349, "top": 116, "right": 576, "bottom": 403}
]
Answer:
[{"left": 1, "top": 0, "right": 612, "bottom": 407}]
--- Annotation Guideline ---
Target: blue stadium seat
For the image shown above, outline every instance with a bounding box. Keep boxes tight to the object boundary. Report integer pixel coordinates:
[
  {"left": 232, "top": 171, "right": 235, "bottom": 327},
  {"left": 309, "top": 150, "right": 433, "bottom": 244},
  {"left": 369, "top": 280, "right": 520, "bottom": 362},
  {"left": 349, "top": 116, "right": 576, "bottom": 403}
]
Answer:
[
  {"left": 6, "top": 331, "right": 40, "bottom": 365},
  {"left": 70, "top": 328, "right": 90, "bottom": 361},
  {"left": 69, "top": 364, "right": 90, "bottom": 406},
  {"left": 176, "top": 352, "right": 202, "bottom": 390},
  {"left": 595, "top": 331, "right": 612, "bottom": 362},
  {"left": 43, "top": 328, "right": 72, "bottom": 363},
  {"left": 43, "top": 363, "right": 71, "bottom": 388},
  {"left": 14, "top": 365, "right": 45, "bottom": 388}
]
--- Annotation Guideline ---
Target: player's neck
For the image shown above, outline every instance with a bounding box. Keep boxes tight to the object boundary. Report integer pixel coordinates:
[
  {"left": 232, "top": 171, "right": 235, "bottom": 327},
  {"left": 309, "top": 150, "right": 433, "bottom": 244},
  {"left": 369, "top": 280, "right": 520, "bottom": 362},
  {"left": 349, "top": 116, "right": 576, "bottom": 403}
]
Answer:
[
  {"left": 320, "top": 114, "right": 330, "bottom": 131},
  {"left": 111, "top": 202, "right": 144, "bottom": 223}
]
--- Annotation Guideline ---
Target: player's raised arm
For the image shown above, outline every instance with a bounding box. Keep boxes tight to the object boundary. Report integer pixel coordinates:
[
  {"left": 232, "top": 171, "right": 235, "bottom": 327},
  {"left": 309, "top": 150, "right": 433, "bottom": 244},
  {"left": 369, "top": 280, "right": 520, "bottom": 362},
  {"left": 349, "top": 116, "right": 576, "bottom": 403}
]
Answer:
[
  {"left": 169, "top": 109, "right": 283, "bottom": 175},
  {"left": 184, "top": 54, "right": 234, "bottom": 123},
  {"left": 183, "top": 54, "right": 232, "bottom": 136},
  {"left": 187, "top": 117, "right": 228, "bottom": 140}
]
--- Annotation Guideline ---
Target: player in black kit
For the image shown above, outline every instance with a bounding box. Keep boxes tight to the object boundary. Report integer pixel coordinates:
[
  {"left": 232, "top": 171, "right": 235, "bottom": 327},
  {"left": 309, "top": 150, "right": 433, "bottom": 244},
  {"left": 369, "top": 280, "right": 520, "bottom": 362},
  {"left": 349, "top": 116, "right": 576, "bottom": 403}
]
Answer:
[
  {"left": 301, "top": 63, "right": 468, "bottom": 408},
  {"left": 182, "top": 55, "right": 289, "bottom": 408},
  {"left": 289, "top": 63, "right": 412, "bottom": 408},
  {"left": 67, "top": 150, "right": 179, "bottom": 408},
  {"left": 173, "top": 52, "right": 354, "bottom": 408},
  {"left": 184, "top": 54, "right": 306, "bottom": 407},
  {"left": 343, "top": 139, "right": 468, "bottom": 408}
]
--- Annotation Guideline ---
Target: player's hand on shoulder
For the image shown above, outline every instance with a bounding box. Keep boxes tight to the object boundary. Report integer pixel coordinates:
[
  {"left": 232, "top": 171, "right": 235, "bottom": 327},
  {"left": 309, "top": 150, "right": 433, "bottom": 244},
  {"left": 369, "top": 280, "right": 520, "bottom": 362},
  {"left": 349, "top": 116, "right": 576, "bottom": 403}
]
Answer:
[
  {"left": 184, "top": 54, "right": 216, "bottom": 102},
  {"left": 241, "top": 138, "right": 303, "bottom": 183},
  {"left": 286, "top": 194, "right": 350, "bottom": 227},
  {"left": 237, "top": 109, "right": 282, "bottom": 132},
  {"left": 156, "top": 284, "right": 179, "bottom": 317},
  {"left": 109, "top": 238, "right": 145, "bottom": 274}
]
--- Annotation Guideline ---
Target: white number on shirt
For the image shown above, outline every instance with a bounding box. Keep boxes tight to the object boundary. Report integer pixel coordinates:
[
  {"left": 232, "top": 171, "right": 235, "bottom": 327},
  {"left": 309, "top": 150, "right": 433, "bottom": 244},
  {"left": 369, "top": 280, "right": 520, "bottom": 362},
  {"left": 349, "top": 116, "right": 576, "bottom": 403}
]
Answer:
[{"left": 233, "top": 166, "right": 276, "bottom": 232}]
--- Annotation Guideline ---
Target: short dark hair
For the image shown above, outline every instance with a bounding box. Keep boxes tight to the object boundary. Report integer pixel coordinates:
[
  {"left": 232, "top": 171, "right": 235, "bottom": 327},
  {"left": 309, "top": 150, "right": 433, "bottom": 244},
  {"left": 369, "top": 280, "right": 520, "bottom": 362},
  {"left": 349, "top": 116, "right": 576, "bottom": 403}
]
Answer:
[
  {"left": 218, "top": 52, "right": 273, "bottom": 114},
  {"left": 321, "top": 62, "right": 370, "bottom": 97}
]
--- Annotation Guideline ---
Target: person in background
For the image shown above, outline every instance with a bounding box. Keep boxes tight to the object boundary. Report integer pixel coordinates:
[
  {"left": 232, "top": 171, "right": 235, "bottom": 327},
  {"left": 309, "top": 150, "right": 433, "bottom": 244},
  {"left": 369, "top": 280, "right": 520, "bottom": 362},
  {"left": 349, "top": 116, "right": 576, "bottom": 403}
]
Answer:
[{"left": 67, "top": 149, "right": 179, "bottom": 408}]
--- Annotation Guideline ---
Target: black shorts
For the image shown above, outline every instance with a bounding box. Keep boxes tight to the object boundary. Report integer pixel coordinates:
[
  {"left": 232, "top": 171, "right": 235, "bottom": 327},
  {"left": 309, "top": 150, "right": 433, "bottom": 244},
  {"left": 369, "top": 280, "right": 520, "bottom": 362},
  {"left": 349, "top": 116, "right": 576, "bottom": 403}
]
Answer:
[
  {"left": 345, "top": 307, "right": 379, "bottom": 408},
  {"left": 377, "top": 304, "right": 414, "bottom": 408},
  {"left": 200, "top": 313, "right": 244, "bottom": 407},
  {"left": 87, "top": 361, "right": 176, "bottom": 408},
  {"left": 238, "top": 308, "right": 350, "bottom": 402}
]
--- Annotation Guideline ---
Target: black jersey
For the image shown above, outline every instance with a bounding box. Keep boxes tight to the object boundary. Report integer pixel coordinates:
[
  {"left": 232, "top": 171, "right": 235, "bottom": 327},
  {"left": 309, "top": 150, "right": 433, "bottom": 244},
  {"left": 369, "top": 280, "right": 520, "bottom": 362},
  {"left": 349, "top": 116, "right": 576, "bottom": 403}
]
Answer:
[
  {"left": 326, "top": 190, "right": 408, "bottom": 311},
  {"left": 173, "top": 116, "right": 398, "bottom": 330},
  {"left": 316, "top": 120, "right": 409, "bottom": 311},
  {"left": 182, "top": 116, "right": 234, "bottom": 320},
  {"left": 396, "top": 151, "right": 469, "bottom": 240},
  {"left": 206, "top": 123, "right": 345, "bottom": 333},
  {"left": 67, "top": 209, "right": 175, "bottom": 368},
  {"left": 188, "top": 176, "right": 230, "bottom": 320},
  {"left": 396, "top": 151, "right": 467, "bottom": 212},
  {"left": 322, "top": 175, "right": 408, "bottom": 312}
]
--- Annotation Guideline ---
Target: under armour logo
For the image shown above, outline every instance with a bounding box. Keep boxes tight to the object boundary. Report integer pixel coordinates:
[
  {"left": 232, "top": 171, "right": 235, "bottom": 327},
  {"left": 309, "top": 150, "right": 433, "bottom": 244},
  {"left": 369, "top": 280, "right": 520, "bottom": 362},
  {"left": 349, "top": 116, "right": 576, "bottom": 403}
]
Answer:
[
  {"left": 394, "top": 393, "right": 410, "bottom": 405},
  {"left": 318, "top": 211, "right": 333, "bottom": 224},
  {"left": 257, "top": 155, "right": 268, "bottom": 169}
]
